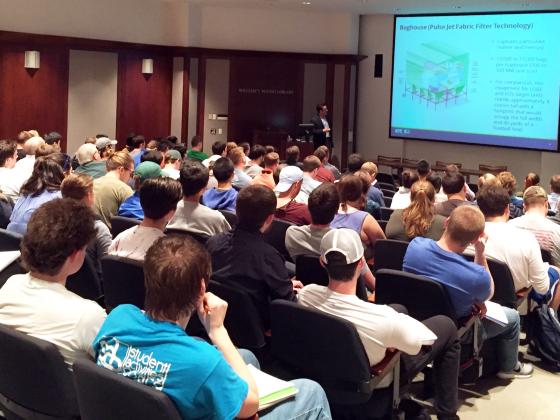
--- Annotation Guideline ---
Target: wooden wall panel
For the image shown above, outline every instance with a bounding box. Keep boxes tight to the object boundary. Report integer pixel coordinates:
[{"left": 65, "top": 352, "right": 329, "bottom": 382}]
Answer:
[
  {"left": 116, "top": 53, "right": 173, "bottom": 145},
  {"left": 0, "top": 46, "right": 69, "bottom": 149}
]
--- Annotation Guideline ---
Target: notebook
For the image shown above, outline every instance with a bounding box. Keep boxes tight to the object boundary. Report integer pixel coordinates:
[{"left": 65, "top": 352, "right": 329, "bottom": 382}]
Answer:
[
  {"left": 0, "top": 251, "right": 20, "bottom": 272},
  {"left": 247, "top": 364, "right": 298, "bottom": 411},
  {"left": 484, "top": 301, "right": 508, "bottom": 327}
]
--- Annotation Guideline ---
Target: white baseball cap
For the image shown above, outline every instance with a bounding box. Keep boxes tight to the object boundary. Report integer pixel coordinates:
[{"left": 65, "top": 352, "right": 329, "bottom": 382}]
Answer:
[
  {"left": 274, "top": 166, "right": 303, "bottom": 193},
  {"left": 320, "top": 228, "right": 364, "bottom": 266},
  {"left": 95, "top": 137, "right": 117, "bottom": 151}
]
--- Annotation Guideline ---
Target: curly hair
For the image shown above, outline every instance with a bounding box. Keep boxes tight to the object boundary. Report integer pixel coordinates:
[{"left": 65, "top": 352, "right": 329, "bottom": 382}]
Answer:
[{"left": 21, "top": 198, "right": 96, "bottom": 276}]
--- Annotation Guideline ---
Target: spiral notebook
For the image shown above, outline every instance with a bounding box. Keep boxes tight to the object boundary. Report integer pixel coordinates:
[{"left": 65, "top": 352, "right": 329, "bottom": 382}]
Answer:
[{"left": 247, "top": 364, "right": 298, "bottom": 411}]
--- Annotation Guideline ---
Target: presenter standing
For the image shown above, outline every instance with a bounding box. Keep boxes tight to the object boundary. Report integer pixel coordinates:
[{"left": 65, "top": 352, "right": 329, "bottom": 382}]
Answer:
[{"left": 311, "top": 103, "right": 333, "bottom": 151}]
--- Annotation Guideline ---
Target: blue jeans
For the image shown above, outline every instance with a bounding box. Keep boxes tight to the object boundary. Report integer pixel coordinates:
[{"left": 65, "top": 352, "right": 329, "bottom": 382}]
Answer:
[
  {"left": 482, "top": 306, "right": 520, "bottom": 372},
  {"left": 239, "top": 350, "right": 332, "bottom": 420},
  {"left": 530, "top": 267, "right": 560, "bottom": 304}
]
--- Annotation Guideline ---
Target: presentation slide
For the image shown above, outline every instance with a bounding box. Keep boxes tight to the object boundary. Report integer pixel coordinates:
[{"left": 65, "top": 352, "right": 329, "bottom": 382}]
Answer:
[{"left": 390, "top": 12, "right": 560, "bottom": 151}]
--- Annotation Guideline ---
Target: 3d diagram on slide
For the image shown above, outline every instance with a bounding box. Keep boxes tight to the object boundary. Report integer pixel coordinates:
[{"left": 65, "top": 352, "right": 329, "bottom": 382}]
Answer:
[{"left": 404, "top": 42, "right": 469, "bottom": 108}]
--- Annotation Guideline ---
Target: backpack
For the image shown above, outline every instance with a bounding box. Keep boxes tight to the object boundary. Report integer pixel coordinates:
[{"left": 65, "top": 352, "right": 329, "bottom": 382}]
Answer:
[{"left": 526, "top": 303, "right": 560, "bottom": 370}]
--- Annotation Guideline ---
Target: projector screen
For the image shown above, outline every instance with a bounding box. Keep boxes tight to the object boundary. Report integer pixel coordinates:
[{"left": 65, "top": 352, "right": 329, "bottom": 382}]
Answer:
[{"left": 390, "top": 12, "right": 560, "bottom": 152}]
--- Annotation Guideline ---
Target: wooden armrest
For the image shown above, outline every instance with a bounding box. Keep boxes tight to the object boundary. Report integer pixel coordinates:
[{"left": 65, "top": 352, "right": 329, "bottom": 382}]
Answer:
[{"left": 370, "top": 349, "right": 400, "bottom": 376}]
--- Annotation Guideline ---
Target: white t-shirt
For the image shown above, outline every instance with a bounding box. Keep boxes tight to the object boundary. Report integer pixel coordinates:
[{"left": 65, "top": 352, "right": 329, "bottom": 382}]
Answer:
[
  {"left": 0, "top": 273, "right": 106, "bottom": 365},
  {"left": 0, "top": 167, "right": 22, "bottom": 202},
  {"left": 509, "top": 213, "right": 560, "bottom": 268},
  {"left": 202, "top": 155, "right": 221, "bottom": 168},
  {"left": 294, "top": 174, "right": 322, "bottom": 205},
  {"left": 483, "top": 221, "right": 550, "bottom": 294},
  {"left": 109, "top": 225, "right": 165, "bottom": 261},
  {"left": 298, "top": 284, "right": 436, "bottom": 388},
  {"left": 390, "top": 187, "right": 411, "bottom": 210},
  {"left": 163, "top": 167, "right": 180, "bottom": 180}
]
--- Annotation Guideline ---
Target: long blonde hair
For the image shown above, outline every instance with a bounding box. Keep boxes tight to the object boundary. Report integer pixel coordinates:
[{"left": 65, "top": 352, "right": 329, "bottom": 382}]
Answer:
[{"left": 402, "top": 180, "right": 435, "bottom": 238}]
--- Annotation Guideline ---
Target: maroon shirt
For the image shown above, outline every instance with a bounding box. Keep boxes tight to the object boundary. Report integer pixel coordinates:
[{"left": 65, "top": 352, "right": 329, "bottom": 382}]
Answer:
[
  {"left": 315, "top": 166, "right": 335, "bottom": 183},
  {"left": 275, "top": 201, "right": 312, "bottom": 226}
]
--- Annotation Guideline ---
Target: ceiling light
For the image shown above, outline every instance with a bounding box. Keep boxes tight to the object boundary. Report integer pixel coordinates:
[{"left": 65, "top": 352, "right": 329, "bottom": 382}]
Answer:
[{"left": 302, "top": 1, "right": 311, "bottom": 5}]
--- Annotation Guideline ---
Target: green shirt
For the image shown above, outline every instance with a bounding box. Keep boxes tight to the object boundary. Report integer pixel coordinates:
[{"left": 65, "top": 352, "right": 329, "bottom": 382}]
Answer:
[
  {"left": 75, "top": 160, "right": 107, "bottom": 179},
  {"left": 187, "top": 149, "right": 208, "bottom": 162}
]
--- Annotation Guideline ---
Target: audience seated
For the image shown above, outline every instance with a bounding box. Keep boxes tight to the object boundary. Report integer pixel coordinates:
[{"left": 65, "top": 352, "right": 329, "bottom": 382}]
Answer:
[
  {"left": 445, "top": 164, "right": 476, "bottom": 201},
  {"left": 75, "top": 143, "right": 106, "bottom": 179},
  {"left": 202, "top": 140, "right": 227, "bottom": 168},
  {"left": 0, "top": 198, "right": 106, "bottom": 365},
  {"left": 331, "top": 175, "right": 385, "bottom": 258},
  {"left": 320, "top": 145, "right": 341, "bottom": 180},
  {"left": 391, "top": 170, "right": 419, "bottom": 210},
  {"left": 94, "top": 235, "right": 330, "bottom": 419},
  {"left": 239, "top": 141, "right": 251, "bottom": 165},
  {"left": 524, "top": 172, "right": 540, "bottom": 192},
  {"left": 251, "top": 152, "right": 279, "bottom": 190},
  {"left": 274, "top": 166, "right": 312, "bottom": 225},
  {"left": 7, "top": 156, "right": 64, "bottom": 235},
  {"left": 44, "top": 131, "right": 62, "bottom": 148},
  {"left": 130, "top": 135, "right": 146, "bottom": 167},
  {"left": 346, "top": 153, "right": 364, "bottom": 174},
  {"left": 245, "top": 144, "right": 266, "bottom": 178},
  {"left": 548, "top": 175, "right": 560, "bottom": 214},
  {"left": 167, "top": 160, "right": 230, "bottom": 236},
  {"left": 294, "top": 155, "right": 322, "bottom": 205},
  {"left": 298, "top": 228, "right": 460, "bottom": 419},
  {"left": 435, "top": 171, "right": 474, "bottom": 217},
  {"left": 93, "top": 151, "right": 134, "bottom": 228},
  {"left": 426, "top": 173, "right": 447, "bottom": 204},
  {"left": 286, "top": 183, "right": 376, "bottom": 291},
  {"left": 229, "top": 147, "right": 252, "bottom": 190},
  {"left": 110, "top": 177, "right": 182, "bottom": 261},
  {"left": 476, "top": 186, "right": 559, "bottom": 307},
  {"left": 162, "top": 149, "right": 182, "bottom": 179},
  {"left": 386, "top": 180, "right": 445, "bottom": 242},
  {"left": 403, "top": 206, "right": 533, "bottom": 379},
  {"left": 497, "top": 171, "right": 523, "bottom": 218},
  {"left": 186, "top": 135, "right": 208, "bottom": 162},
  {"left": 283, "top": 145, "right": 303, "bottom": 170},
  {"left": 360, "top": 161, "right": 385, "bottom": 209},
  {"left": 95, "top": 137, "right": 117, "bottom": 161},
  {"left": 312, "top": 146, "right": 335, "bottom": 183},
  {"left": 207, "top": 185, "right": 301, "bottom": 328},
  {"left": 202, "top": 157, "right": 238, "bottom": 212},
  {"left": 61, "top": 173, "right": 112, "bottom": 280},
  {"left": 510, "top": 186, "right": 560, "bottom": 270},
  {"left": 14, "top": 136, "right": 44, "bottom": 176},
  {"left": 15, "top": 130, "right": 33, "bottom": 160},
  {"left": 118, "top": 161, "right": 163, "bottom": 220},
  {"left": 416, "top": 159, "right": 431, "bottom": 181},
  {"left": 226, "top": 141, "right": 238, "bottom": 156},
  {"left": 0, "top": 139, "right": 19, "bottom": 202},
  {"left": 141, "top": 149, "right": 164, "bottom": 168}
]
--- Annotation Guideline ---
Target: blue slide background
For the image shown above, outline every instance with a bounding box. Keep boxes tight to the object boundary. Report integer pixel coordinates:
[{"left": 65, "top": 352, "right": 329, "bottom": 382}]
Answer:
[{"left": 391, "top": 13, "right": 560, "bottom": 151}]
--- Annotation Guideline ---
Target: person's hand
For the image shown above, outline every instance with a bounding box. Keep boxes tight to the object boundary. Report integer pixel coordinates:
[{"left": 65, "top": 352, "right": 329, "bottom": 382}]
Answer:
[
  {"left": 197, "top": 292, "right": 228, "bottom": 334},
  {"left": 472, "top": 301, "right": 487, "bottom": 318},
  {"left": 473, "top": 233, "right": 488, "bottom": 256},
  {"left": 291, "top": 279, "right": 304, "bottom": 290},
  {"left": 323, "top": 127, "right": 331, "bottom": 133}
]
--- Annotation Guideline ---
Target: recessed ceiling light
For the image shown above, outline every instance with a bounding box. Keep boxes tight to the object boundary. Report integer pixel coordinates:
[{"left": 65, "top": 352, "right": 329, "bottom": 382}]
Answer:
[{"left": 302, "top": 1, "right": 311, "bottom": 5}]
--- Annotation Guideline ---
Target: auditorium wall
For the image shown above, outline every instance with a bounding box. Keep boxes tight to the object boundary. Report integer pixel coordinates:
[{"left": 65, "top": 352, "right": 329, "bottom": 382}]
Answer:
[{"left": 356, "top": 14, "right": 558, "bottom": 185}]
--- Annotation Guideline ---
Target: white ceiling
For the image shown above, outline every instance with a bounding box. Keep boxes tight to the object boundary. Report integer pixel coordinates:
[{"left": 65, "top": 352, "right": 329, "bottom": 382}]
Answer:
[{"left": 184, "top": 0, "right": 560, "bottom": 15}]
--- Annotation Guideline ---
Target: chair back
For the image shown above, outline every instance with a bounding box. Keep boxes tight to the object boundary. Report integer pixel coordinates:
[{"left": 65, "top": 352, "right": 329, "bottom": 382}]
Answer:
[
  {"left": 165, "top": 228, "right": 210, "bottom": 245},
  {"left": 373, "top": 239, "right": 409, "bottom": 272},
  {"left": 101, "top": 256, "right": 145, "bottom": 311},
  {"left": 295, "top": 255, "right": 329, "bottom": 287},
  {"left": 0, "top": 325, "right": 79, "bottom": 419},
  {"left": 0, "top": 228, "right": 22, "bottom": 251},
  {"left": 376, "top": 176, "right": 395, "bottom": 187},
  {"left": 379, "top": 207, "right": 393, "bottom": 221},
  {"left": 270, "top": 300, "right": 373, "bottom": 405},
  {"left": 478, "top": 164, "right": 507, "bottom": 174},
  {"left": 468, "top": 183, "right": 479, "bottom": 194},
  {"left": 110, "top": 216, "right": 141, "bottom": 238},
  {"left": 541, "top": 248, "right": 553, "bottom": 264},
  {"left": 383, "top": 196, "right": 392, "bottom": 208},
  {"left": 73, "top": 359, "right": 181, "bottom": 420},
  {"left": 66, "top": 255, "right": 102, "bottom": 301},
  {"left": 381, "top": 188, "right": 395, "bottom": 198},
  {"left": 263, "top": 219, "right": 294, "bottom": 261},
  {"left": 376, "top": 269, "right": 458, "bottom": 322},
  {"left": 402, "top": 158, "right": 419, "bottom": 167},
  {"left": 208, "top": 280, "right": 266, "bottom": 350},
  {"left": 436, "top": 161, "right": 462, "bottom": 169},
  {"left": 377, "top": 220, "right": 388, "bottom": 234},
  {"left": 377, "top": 155, "right": 401, "bottom": 168},
  {"left": 218, "top": 210, "right": 238, "bottom": 228}
]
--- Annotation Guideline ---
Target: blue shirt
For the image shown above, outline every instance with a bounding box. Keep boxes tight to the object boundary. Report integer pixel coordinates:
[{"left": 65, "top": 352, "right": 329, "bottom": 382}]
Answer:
[
  {"left": 7, "top": 190, "right": 62, "bottom": 235},
  {"left": 403, "top": 237, "right": 491, "bottom": 318},
  {"left": 367, "top": 185, "right": 385, "bottom": 209},
  {"left": 202, "top": 188, "right": 237, "bottom": 212},
  {"left": 93, "top": 305, "right": 248, "bottom": 420},
  {"left": 118, "top": 192, "right": 144, "bottom": 220}
]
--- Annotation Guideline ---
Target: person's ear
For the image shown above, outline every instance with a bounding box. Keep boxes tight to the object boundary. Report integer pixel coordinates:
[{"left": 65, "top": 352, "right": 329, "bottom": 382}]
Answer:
[{"left": 443, "top": 217, "right": 450, "bottom": 229}]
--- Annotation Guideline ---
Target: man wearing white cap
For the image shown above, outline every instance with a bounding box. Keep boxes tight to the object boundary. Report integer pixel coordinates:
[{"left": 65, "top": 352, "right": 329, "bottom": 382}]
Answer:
[
  {"left": 95, "top": 137, "right": 117, "bottom": 160},
  {"left": 75, "top": 143, "right": 107, "bottom": 179},
  {"left": 274, "top": 165, "right": 311, "bottom": 225},
  {"left": 298, "top": 228, "right": 460, "bottom": 420}
]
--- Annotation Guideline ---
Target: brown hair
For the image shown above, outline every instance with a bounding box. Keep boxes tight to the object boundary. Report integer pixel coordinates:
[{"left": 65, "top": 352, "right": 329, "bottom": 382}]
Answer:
[
  {"left": 286, "top": 145, "right": 300, "bottom": 164},
  {"left": 523, "top": 186, "right": 548, "bottom": 208},
  {"left": 263, "top": 152, "right": 279, "bottom": 168},
  {"left": 550, "top": 175, "right": 560, "bottom": 194},
  {"left": 0, "top": 140, "right": 17, "bottom": 167},
  {"left": 446, "top": 206, "right": 485, "bottom": 247},
  {"left": 20, "top": 156, "right": 64, "bottom": 197},
  {"left": 401, "top": 170, "right": 419, "bottom": 189},
  {"left": 61, "top": 173, "right": 93, "bottom": 201},
  {"left": 144, "top": 235, "right": 211, "bottom": 321},
  {"left": 35, "top": 143, "right": 60, "bottom": 158},
  {"left": 106, "top": 150, "right": 133, "bottom": 172},
  {"left": 497, "top": 171, "right": 516, "bottom": 196},
  {"left": 477, "top": 173, "right": 500, "bottom": 190},
  {"left": 476, "top": 185, "right": 510, "bottom": 218},
  {"left": 226, "top": 141, "right": 238, "bottom": 155},
  {"left": 236, "top": 185, "right": 277, "bottom": 231},
  {"left": 227, "top": 146, "right": 245, "bottom": 166},
  {"left": 21, "top": 198, "right": 96, "bottom": 276},
  {"left": 313, "top": 146, "right": 328, "bottom": 162},
  {"left": 303, "top": 155, "right": 321, "bottom": 172},
  {"left": 402, "top": 181, "right": 435, "bottom": 238},
  {"left": 338, "top": 175, "right": 365, "bottom": 210},
  {"left": 361, "top": 161, "right": 378, "bottom": 177}
]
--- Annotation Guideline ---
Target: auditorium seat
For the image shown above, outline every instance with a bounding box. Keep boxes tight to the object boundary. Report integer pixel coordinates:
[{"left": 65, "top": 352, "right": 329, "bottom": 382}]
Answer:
[
  {"left": 0, "top": 324, "right": 80, "bottom": 419},
  {"left": 381, "top": 188, "right": 395, "bottom": 198},
  {"left": 373, "top": 239, "right": 409, "bottom": 272},
  {"left": 164, "top": 228, "right": 210, "bottom": 245},
  {"left": 110, "top": 216, "right": 141, "bottom": 238},
  {"left": 0, "top": 228, "right": 22, "bottom": 252},
  {"left": 66, "top": 254, "right": 103, "bottom": 303},
  {"left": 382, "top": 196, "right": 392, "bottom": 207},
  {"left": 479, "top": 164, "right": 507, "bottom": 174},
  {"left": 218, "top": 209, "right": 238, "bottom": 227},
  {"left": 295, "top": 255, "right": 329, "bottom": 287},
  {"left": 376, "top": 175, "right": 396, "bottom": 187},
  {"left": 101, "top": 256, "right": 145, "bottom": 312},
  {"left": 376, "top": 181, "right": 396, "bottom": 191},
  {"left": 73, "top": 359, "right": 181, "bottom": 420},
  {"left": 263, "top": 219, "right": 294, "bottom": 262},
  {"left": 436, "top": 160, "right": 462, "bottom": 169}
]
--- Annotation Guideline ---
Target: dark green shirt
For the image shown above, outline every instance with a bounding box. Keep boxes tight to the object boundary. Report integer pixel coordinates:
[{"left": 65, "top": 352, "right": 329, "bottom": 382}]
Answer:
[
  {"left": 187, "top": 149, "right": 208, "bottom": 162},
  {"left": 75, "top": 160, "right": 107, "bottom": 179}
]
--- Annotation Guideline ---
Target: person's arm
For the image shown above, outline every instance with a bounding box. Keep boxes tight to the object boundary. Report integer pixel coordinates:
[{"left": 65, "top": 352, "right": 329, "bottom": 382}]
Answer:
[
  {"left": 362, "top": 214, "right": 386, "bottom": 247},
  {"left": 362, "top": 265, "right": 376, "bottom": 291},
  {"left": 264, "top": 252, "right": 296, "bottom": 300},
  {"left": 95, "top": 222, "right": 112, "bottom": 258},
  {"left": 310, "top": 116, "right": 326, "bottom": 136},
  {"left": 527, "top": 237, "right": 552, "bottom": 295},
  {"left": 473, "top": 234, "right": 494, "bottom": 300},
  {"left": 198, "top": 292, "right": 259, "bottom": 418}
]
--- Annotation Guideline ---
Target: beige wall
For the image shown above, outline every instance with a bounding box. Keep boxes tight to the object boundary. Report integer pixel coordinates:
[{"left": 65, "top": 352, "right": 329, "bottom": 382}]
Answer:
[
  {"left": 356, "top": 14, "right": 559, "bottom": 185},
  {"left": 170, "top": 57, "right": 184, "bottom": 139},
  {"left": 67, "top": 50, "right": 118, "bottom": 155},
  {"left": 203, "top": 59, "right": 230, "bottom": 152},
  {"left": 332, "top": 64, "right": 345, "bottom": 163}
]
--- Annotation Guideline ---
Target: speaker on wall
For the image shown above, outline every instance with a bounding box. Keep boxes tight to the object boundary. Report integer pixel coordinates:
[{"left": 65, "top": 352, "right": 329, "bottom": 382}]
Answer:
[{"left": 374, "top": 54, "right": 383, "bottom": 78}]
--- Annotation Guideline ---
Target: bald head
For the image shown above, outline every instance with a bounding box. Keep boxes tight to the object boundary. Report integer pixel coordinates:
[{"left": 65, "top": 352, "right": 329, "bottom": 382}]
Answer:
[
  {"left": 24, "top": 136, "right": 46, "bottom": 156},
  {"left": 446, "top": 206, "right": 485, "bottom": 247}
]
